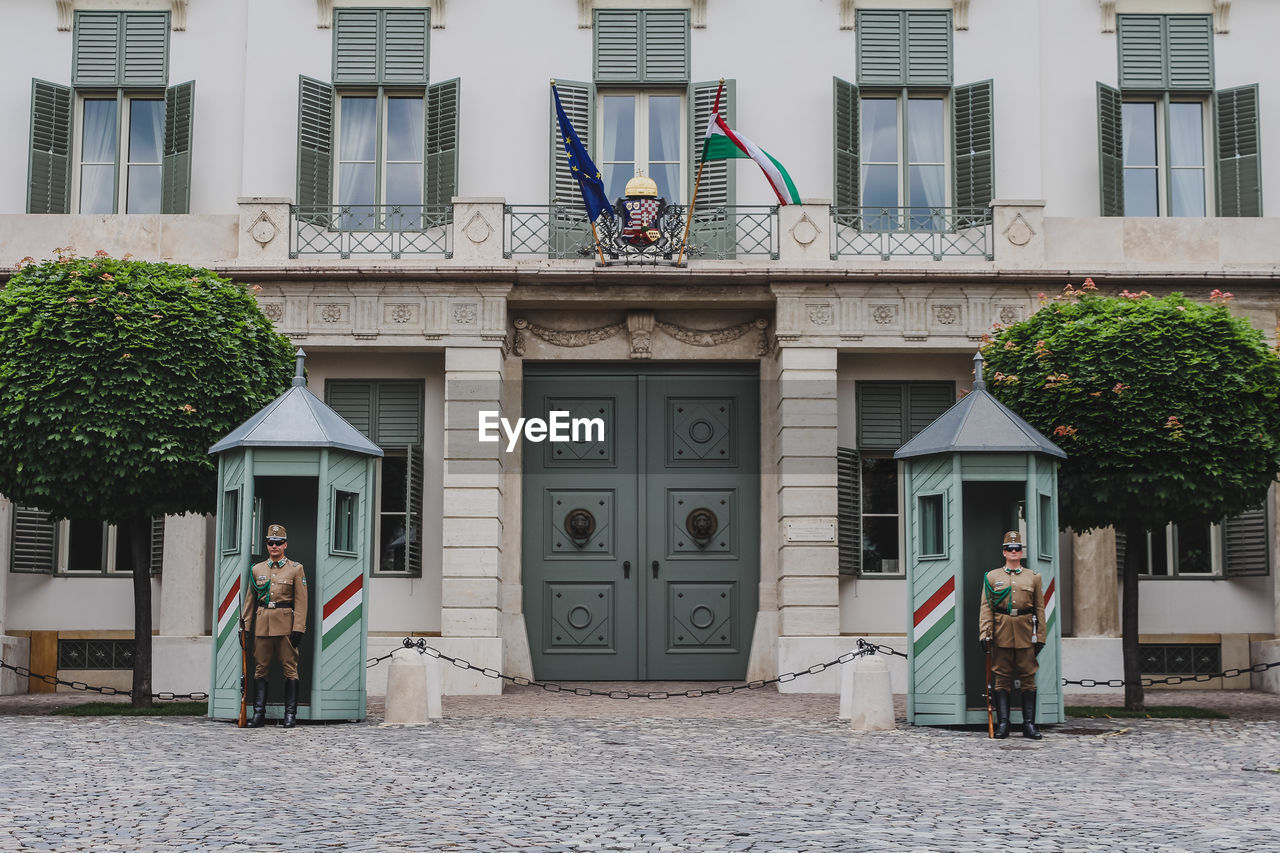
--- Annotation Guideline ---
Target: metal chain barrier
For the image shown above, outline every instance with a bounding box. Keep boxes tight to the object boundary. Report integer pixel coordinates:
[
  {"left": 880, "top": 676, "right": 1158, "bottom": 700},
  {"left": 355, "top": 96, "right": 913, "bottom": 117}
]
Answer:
[
  {"left": 1063, "top": 660, "right": 1280, "bottom": 688},
  {"left": 369, "top": 637, "right": 899, "bottom": 699},
  {"left": 0, "top": 658, "right": 209, "bottom": 701}
]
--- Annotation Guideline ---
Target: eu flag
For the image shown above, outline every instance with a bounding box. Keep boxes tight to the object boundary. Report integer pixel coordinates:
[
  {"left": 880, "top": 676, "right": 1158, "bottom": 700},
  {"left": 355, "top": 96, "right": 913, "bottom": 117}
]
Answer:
[{"left": 552, "top": 83, "right": 612, "bottom": 223}]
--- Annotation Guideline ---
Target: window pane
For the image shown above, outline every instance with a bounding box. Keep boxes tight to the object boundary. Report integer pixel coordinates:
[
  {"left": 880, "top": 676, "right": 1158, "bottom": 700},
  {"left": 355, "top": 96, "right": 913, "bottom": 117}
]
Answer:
[
  {"left": 602, "top": 95, "right": 636, "bottom": 162},
  {"left": 338, "top": 163, "right": 376, "bottom": 207},
  {"left": 1176, "top": 524, "right": 1213, "bottom": 574},
  {"left": 381, "top": 455, "right": 407, "bottom": 513},
  {"left": 650, "top": 162, "right": 680, "bottom": 205},
  {"left": 82, "top": 99, "right": 118, "bottom": 162},
  {"left": 128, "top": 98, "right": 164, "bottom": 164},
  {"left": 1167, "top": 103, "right": 1204, "bottom": 167},
  {"left": 861, "top": 164, "right": 899, "bottom": 216},
  {"left": 1149, "top": 529, "right": 1169, "bottom": 576},
  {"left": 861, "top": 99, "right": 898, "bottom": 163},
  {"left": 339, "top": 97, "right": 377, "bottom": 161},
  {"left": 602, "top": 163, "right": 630, "bottom": 204},
  {"left": 1123, "top": 168, "right": 1158, "bottom": 216},
  {"left": 648, "top": 95, "right": 681, "bottom": 161},
  {"left": 113, "top": 523, "right": 139, "bottom": 573},
  {"left": 126, "top": 164, "right": 162, "bottom": 214},
  {"left": 919, "top": 494, "right": 944, "bottom": 556},
  {"left": 1121, "top": 102, "right": 1157, "bottom": 166},
  {"left": 386, "top": 163, "right": 424, "bottom": 206},
  {"left": 380, "top": 517, "right": 407, "bottom": 572},
  {"left": 66, "top": 519, "right": 105, "bottom": 572},
  {"left": 908, "top": 165, "right": 945, "bottom": 227},
  {"left": 907, "top": 98, "right": 944, "bottom": 164},
  {"left": 862, "top": 516, "right": 900, "bottom": 574},
  {"left": 386, "top": 97, "right": 424, "bottom": 163},
  {"left": 1170, "top": 169, "right": 1206, "bottom": 217},
  {"left": 860, "top": 457, "right": 897, "bottom": 514},
  {"left": 80, "top": 165, "right": 116, "bottom": 215}
]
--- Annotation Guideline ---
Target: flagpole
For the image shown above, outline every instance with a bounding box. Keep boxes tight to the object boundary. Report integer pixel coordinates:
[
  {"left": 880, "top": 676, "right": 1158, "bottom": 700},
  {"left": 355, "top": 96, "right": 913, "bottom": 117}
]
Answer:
[
  {"left": 551, "top": 79, "right": 608, "bottom": 266},
  {"left": 677, "top": 78, "right": 724, "bottom": 266}
]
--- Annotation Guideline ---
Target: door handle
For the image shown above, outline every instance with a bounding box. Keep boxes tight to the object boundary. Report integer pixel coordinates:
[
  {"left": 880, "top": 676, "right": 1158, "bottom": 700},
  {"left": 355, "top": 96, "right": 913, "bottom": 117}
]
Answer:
[
  {"left": 623, "top": 560, "right": 631, "bottom": 579},
  {"left": 652, "top": 560, "right": 660, "bottom": 579}
]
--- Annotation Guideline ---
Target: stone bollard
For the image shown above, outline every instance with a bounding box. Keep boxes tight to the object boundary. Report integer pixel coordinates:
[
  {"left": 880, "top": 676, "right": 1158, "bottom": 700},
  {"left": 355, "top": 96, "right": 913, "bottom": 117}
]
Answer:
[
  {"left": 848, "top": 655, "right": 895, "bottom": 732},
  {"left": 838, "top": 654, "right": 856, "bottom": 719},
  {"left": 383, "top": 648, "right": 433, "bottom": 725}
]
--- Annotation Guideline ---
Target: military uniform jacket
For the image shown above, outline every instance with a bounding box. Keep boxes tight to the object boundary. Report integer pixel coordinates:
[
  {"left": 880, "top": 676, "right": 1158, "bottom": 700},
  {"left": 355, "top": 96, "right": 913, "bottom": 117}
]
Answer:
[
  {"left": 978, "top": 566, "right": 1045, "bottom": 648},
  {"left": 241, "top": 559, "right": 308, "bottom": 637}
]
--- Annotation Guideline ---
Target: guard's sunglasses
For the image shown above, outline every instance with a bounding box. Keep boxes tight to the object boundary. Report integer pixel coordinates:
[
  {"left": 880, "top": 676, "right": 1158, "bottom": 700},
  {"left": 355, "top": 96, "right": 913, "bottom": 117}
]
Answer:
[{"left": 1002, "top": 545, "right": 1023, "bottom": 552}]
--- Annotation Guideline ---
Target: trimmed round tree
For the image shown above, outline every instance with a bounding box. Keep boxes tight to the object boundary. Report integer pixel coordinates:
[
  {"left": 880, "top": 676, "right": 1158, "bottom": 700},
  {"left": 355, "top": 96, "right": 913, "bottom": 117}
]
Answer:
[
  {"left": 981, "top": 282, "right": 1280, "bottom": 709},
  {"left": 0, "top": 251, "right": 294, "bottom": 706}
]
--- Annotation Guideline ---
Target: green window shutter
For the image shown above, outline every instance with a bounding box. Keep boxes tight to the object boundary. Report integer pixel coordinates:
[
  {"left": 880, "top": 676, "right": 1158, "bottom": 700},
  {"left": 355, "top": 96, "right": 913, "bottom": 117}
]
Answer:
[
  {"left": 297, "top": 76, "right": 334, "bottom": 209},
  {"left": 161, "top": 80, "right": 194, "bottom": 214},
  {"left": 857, "top": 383, "right": 906, "bottom": 450},
  {"left": 1216, "top": 84, "right": 1262, "bottom": 217},
  {"left": 334, "top": 8, "right": 380, "bottom": 84},
  {"left": 426, "top": 77, "right": 460, "bottom": 215},
  {"left": 1114, "top": 528, "right": 1128, "bottom": 574},
  {"left": 1097, "top": 82, "right": 1125, "bottom": 216},
  {"left": 405, "top": 444, "right": 425, "bottom": 577},
  {"left": 326, "top": 380, "right": 374, "bottom": 439},
  {"left": 690, "top": 79, "right": 736, "bottom": 258},
  {"left": 374, "top": 382, "right": 425, "bottom": 446},
  {"left": 905, "top": 10, "right": 952, "bottom": 86},
  {"left": 73, "top": 11, "right": 122, "bottom": 86},
  {"left": 1223, "top": 507, "right": 1269, "bottom": 577},
  {"left": 383, "top": 9, "right": 430, "bottom": 85},
  {"left": 594, "top": 9, "right": 641, "bottom": 83},
  {"left": 907, "top": 383, "right": 955, "bottom": 439},
  {"left": 858, "top": 10, "right": 905, "bottom": 85},
  {"left": 548, "top": 78, "right": 595, "bottom": 257},
  {"left": 1118, "top": 15, "right": 1166, "bottom": 89},
  {"left": 953, "top": 79, "right": 994, "bottom": 213},
  {"left": 833, "top": 77, "right": 860, "bottom": 211},
  {"left": 27, "top": 79, "right": 73, "bottom": 215},
  {"left": 1167, "top": 16, "right": 1213, "bottom": 89},
  {"left": 11, "top": 507, "right": 56, "bottom": 574},
  {"left": 643, "top": 10, "right": 690, "bottom": 84},
  {"left": 837, "top": 447, "right": 861, "bottom": 576},
  {"left": 149, "top": 516, "right": 165, "bottom": 576},
  {"left": 121, "top": 12, "right": 169, "bottom": 87}
]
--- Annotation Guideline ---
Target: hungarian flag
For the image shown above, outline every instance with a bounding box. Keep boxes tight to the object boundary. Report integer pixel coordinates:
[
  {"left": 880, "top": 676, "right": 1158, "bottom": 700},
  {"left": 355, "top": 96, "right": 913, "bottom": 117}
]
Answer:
[{"left": 701, "top": 82, "right": 801, "bottom": 206}]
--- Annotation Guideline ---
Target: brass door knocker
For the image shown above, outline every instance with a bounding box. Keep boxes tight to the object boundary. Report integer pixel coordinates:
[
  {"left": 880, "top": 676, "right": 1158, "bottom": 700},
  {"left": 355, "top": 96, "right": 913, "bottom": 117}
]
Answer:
[
  {"left": 564, "top": 508, "right": 596, "bottom": 549},
  {"left": 685, "top": 508, "right": 718, "bottom": 549}
]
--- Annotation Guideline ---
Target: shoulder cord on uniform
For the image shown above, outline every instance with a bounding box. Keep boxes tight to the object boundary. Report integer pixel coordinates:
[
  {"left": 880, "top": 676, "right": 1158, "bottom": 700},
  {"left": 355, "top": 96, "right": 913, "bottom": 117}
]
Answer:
[
  {"left": 983, "top": 572, "right": 1012, "bottom": 613},
  {"left": 251, "top": 570, "right": 271, "bottom": 605}
]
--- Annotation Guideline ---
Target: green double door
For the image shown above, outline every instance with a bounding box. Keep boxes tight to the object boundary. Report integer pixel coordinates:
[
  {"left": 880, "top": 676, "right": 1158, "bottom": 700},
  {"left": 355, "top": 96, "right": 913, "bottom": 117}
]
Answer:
[{"left": 523, "top": 365, "right": 759, "bottom": 681}]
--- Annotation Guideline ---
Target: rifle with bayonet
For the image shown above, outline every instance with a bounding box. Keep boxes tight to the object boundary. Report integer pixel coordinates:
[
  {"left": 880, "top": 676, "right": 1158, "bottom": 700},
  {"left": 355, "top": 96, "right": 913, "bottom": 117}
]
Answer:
[{"left": 984, "top": 637, "right": 995, "bottom": 738}]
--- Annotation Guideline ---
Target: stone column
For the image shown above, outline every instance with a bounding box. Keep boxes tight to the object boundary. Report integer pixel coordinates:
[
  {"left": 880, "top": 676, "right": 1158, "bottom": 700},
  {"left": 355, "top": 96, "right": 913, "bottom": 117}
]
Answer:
[
  {"left": 153, "top": 513, "right": 213, "bottom": 696},
  {"left": 774, "top": 344, "right": 841, "bottom": 691},
  {"left": 441, "top": 342, "right": 507, "bottom": 694}
]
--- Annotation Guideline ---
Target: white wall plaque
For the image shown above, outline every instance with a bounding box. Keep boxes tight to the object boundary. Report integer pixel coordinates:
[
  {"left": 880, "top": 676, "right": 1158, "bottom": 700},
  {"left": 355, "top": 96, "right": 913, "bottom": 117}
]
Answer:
[{"left": 785, "top": 522, "right": 836, "bottom": 543}]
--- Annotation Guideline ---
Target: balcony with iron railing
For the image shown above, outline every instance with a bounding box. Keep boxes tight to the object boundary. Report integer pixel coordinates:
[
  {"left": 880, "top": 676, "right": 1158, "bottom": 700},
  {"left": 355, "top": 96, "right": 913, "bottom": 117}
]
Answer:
[
  {"left": 290, "top": 204, "right": 453, "bottom": 259},
  {"left": 830, "top": 206, "right": 993, "bottom": 260}
]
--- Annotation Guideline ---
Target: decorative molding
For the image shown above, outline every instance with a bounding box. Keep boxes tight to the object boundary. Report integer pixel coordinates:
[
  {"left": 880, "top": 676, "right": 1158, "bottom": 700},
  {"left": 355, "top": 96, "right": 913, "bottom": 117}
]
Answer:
[
  {"left": 261, "top": 302, "right": 284, "bottom": 324},
  {"left": 580, "top": 0, "right": 704, "bottom": 28},
  {"left": 844, "top": 1, "right": 969, "bottom": 31},
  {"left": 318, "top": 0, "right": 443, "bottom": 29},
  {"left": 790, "top": 212, "right": 822, "bottom": 247},
  {"left": 1214, "top": 0, "right": 1230, "bottom": 33},
  {"left": 840, "top": 0, "right": 856, "bottom": 29},
  {"left": 56, "top": 0, "right": 187, "bottom": 31},
  {"left": 462, "top": 211, "right": 494, "bottom": 245},
  {"left": 1003, "top": 213, "right": 1036, "bottom": 247},
  {"left": 452, "top": 303, "right": 478, "bottom": 325},
  {"left": 807, "top": 304, "right": 834, "bottom": 326},
  {"left": 655, "top": 317, "right": 766, "bottom": 348},
  {"left": 627, "top": 311, "right": 655, "bottom": 359},
  {"left": 247, "top": 211, "right": 279, "bottom": 246},
  {"left": 953, "top": 0, "right": 969, "bottom": 30},
  {"left": 511, "top": 318, "right": 626, "bottom": 355},
  {"left": 934, "top": 304, "right": 960, "bottom": 326},
  {"left": 1099, "top": 0, "right": 1117, "bottom": 32}
]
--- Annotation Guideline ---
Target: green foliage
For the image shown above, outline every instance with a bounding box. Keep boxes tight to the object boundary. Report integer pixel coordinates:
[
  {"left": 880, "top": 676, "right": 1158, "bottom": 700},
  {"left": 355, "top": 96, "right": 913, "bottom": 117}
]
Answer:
[
  {"left": 981, "top": 284, "right": 1280, "bottom": 533},
  {"left": 0, "top": 251, "right": 294, "bottom": 523},
  {"left": 1065, "top": 705, "right": 1228, "bottom": 719},
  {"left": 53, "top": 700, "right": 208, "bottom": 717}
]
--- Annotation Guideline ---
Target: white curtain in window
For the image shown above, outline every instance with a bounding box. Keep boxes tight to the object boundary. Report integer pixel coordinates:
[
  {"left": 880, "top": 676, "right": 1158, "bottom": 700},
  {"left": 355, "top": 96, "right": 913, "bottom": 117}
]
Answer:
[{"left": 80, "top": 99, "right": 117, "bottom": 214}]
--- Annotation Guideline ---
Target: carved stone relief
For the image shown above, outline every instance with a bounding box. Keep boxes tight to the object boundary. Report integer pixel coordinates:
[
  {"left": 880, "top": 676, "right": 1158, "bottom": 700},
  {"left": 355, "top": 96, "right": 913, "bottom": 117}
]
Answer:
[
  {"left": 452, "top": 303, "right": 478, "bottom": 325},
  {"left": 627, "top": 311, "right": 655, "bottom": 359},
  {"left": 934, "top": 305, "right": 959, "bottom": 326},
  {"left": 317, "top": 303, "right": 348, "bottom": 324},
  {"left": 807, "top": 304, "right": 834, "bottom": 326},
  {"left": 1003, "top": 212, "right": 1036, "bottom": 247}
]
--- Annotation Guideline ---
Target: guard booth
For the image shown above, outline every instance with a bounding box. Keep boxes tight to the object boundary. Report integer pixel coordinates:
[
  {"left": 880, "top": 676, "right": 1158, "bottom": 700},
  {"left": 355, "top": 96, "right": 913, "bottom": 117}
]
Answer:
[
  {"left": 894, "top": 354, "right": 1067, "bottom": 728},
  {"left": 207, "top": 350, "right": 382, "bottom": 722}
]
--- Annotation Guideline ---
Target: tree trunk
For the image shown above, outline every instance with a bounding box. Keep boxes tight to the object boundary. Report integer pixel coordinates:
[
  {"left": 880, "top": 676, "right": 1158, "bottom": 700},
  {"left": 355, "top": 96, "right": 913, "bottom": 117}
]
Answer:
[
  {"left": 1121, "top": 523, "right": 1144, "bottom": 712},
  {"left": 129, "top": 516, "right": 153, "bottom": 709}
]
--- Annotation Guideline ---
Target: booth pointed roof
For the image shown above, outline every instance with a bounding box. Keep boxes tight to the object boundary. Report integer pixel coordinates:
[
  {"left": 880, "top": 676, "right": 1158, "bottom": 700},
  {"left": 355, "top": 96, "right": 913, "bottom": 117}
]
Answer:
[
  {"left": 894, "top": 353, "right": 1066, "bottom": 461},
  {"left": 209, "top": 349, "right": 383, "bottom": 457}
]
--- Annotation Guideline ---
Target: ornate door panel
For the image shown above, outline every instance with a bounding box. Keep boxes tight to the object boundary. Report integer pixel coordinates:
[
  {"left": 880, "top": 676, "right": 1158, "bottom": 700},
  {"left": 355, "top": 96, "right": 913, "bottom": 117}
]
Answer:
[{"left": 523, "top": 367, "right": 759, "bottom": 681}]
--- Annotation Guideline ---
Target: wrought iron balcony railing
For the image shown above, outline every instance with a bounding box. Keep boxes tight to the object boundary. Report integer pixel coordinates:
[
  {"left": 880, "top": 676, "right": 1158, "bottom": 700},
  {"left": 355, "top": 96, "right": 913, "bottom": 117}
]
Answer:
[
  {"left": 831, "top": 206, "right": 993, "bottom": 260},
  {"left": 290, "top": 204, "right": 452, "bottom": 259},
  {"left": 503, "top": 203, "right": 778, "bottom": 263}
]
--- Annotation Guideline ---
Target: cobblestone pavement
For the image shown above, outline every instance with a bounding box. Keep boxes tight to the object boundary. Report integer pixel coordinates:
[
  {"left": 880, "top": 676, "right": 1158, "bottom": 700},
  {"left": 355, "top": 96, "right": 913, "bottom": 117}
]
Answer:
[{"left": 0, "top": 688, "right": 1278, "bottom": 852}]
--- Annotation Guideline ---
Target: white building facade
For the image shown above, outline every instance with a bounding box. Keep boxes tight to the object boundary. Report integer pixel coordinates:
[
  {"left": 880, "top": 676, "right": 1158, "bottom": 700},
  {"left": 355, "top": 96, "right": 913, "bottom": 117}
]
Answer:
[{"left": 1, "top": 0, "right": 1278, "bottom": 700}]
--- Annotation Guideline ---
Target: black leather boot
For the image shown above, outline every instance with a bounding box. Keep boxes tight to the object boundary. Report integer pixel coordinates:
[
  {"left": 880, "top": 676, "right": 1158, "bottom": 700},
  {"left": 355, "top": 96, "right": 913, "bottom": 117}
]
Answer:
[
  {"left": 1021, "top": 691, "right": 1043, "bottom": 739},
  {"left": 249, "top": 678, "right": 267, "bottom": 728},
  {"left": 282, "top": 679, "right": 298, "bottom": 729},
  {"left": 993, "top": 690, "right": 1011, "bottom": 739}
]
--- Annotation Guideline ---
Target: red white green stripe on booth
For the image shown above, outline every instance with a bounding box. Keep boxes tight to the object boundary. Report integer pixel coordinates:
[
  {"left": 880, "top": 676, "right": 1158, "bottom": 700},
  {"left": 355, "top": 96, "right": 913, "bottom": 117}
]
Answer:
[
  {"left": 322, "top": 575, "right": 363, "bottom": 650},
  {"left": 1044, "top": 577, "right": 1056, "bottom": 634},
  {"left": 912, "top": 575, "right": 956, "bottom": 657},
  {"left": 701, "top": 81, "right": 801, "bottom": 206},
  {"left": 216, "top": 575, "right": 241, "bottom": 650}
]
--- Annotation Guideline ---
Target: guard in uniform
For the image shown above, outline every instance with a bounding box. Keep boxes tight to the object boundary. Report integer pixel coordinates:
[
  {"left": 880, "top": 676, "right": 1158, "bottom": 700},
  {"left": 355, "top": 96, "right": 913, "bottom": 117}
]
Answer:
[
  {"left": 241, "top": 524, "right": 308, "bottom": 728},
  {"left": 979, "top": 531, "right": 1046, "bottom": 739}
]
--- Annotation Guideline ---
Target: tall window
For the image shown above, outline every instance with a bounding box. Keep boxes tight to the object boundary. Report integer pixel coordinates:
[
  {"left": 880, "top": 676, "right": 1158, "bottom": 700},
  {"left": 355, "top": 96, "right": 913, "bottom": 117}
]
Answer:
[
  {"left": 860, "top": 94, "right": 947, "bottom": 229},
  {"left": 600, "top": 91, "right": 684, "bottom": 203},
  {"left": 27, "top": 11, "right": 194, "bottom": 215},
  {"left": 1099, "top": 14, "right": 1262, "bottom": 218},
  {"left": 1129, "top": 505, "right": 1271, "bottom": 578},
  {"left": 336, "top": 92, "right": 426, "bottom": 226},
  {"left": 9, "top": 507, "right": 164, "bottom": 575}
]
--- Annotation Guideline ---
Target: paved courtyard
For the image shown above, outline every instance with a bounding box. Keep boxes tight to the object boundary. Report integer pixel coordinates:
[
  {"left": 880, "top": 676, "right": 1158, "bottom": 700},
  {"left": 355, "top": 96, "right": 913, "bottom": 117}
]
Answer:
[{"left": 0, "top": 688, "right": 1277, "bottom": 852}]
